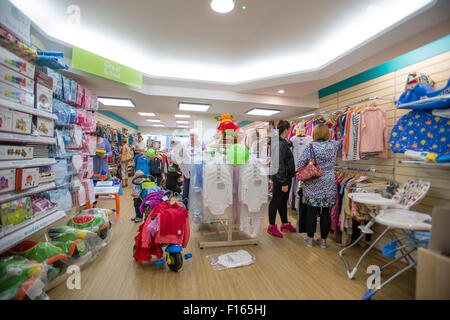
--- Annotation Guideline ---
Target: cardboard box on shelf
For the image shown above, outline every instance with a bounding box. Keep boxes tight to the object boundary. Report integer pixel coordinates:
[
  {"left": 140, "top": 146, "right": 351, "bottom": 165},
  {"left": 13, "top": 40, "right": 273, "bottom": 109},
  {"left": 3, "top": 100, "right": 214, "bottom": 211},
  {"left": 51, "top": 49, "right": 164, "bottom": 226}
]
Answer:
[
  {"left": 0, "top": 107, "right": 13, "bottom": 132},
  {"left": 15, "top": 167, "right": 39, "bottom": 191},
  {"left": 0, "top": 145, "right": 33, "bottom": 160},
  {"left": 35, "top": 116, "right": 54, "bottom": 137},
  {"left": 0, "top": 196, "right": 33, "bottom": 226},
  {"left": 0, "top": 46, "right": 35, "bottom": 79},
  {"left": 0, "top": 1, "right": 32, "bottom": 47},
  {"left": 0, "top": 81, "right": 34, "bottom": 107},
  {"left": 0, "top": 64, "right": 34, "bottom": 93},
  {"left": 11, "top": 110, "right": 31, "bottom": 134},
  {"left": 0, "top": 168, "right": 15, "bottom": 194},
  {"left": 34, "top": 83, "right": 53, "bottom": 113}
]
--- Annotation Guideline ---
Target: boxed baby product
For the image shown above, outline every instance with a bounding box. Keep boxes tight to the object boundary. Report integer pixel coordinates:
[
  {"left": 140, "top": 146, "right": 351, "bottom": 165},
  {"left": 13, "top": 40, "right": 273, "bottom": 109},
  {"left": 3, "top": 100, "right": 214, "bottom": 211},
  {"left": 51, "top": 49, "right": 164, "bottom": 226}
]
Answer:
[
  {"left": 0, "top": 107, "right": 13, "bottom": 132},
  {"left": 0, "top": 64, "right": 34, "bottom": 93},
  {"left": 0, "top": 82, "right": 34, "bottom": 107},
  {"left": 0, "top": 145, "right": 33, "bottom": 160},
  {"left": 38, "top": 171, "right": 55, "bottom": 184},
  {"left": 11, "top": 110, "right": 32, "bottom": 134},
  {"left": 0, "top": 1, "right": 32, "bottom": 46},
  {"left": 16, "top": 167, "right": 39, "bottom": 191},
  {"left": 35, "top": 83, "right": 53, "bottom": 113},
  {"left": 0, "top": 169, "right": 15, "bottom": 194},
  {"left": 35, "top": 116, "right": 54, "bottom": 137},
  {"left": 0, "top": 46, "right": 35, "bottom": 79},
  {"left": 0, "top": 196, "right": 33, "bottom": 226}
]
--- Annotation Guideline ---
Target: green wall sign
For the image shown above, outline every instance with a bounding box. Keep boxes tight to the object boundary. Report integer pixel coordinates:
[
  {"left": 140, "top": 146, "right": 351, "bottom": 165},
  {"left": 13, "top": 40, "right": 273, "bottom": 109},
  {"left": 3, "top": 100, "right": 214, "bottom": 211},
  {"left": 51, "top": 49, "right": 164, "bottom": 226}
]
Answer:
[{"left": 71, "top": 47, "right": 143, "bottom": 88}]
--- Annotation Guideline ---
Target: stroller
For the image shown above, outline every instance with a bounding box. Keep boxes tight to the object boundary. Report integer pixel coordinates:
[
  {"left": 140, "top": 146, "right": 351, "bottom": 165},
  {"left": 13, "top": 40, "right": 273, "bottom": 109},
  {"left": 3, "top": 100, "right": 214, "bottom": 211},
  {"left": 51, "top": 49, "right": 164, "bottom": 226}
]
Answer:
[{"left": 132, "top": 174, "right": 192, "bottom": 272}]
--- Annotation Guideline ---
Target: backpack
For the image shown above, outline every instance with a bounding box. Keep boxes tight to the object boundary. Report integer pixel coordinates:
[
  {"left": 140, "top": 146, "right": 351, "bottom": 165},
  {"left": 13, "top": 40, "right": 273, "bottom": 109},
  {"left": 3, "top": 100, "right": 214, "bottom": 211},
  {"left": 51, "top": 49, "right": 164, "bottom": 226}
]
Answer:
[{"left": 150, "top": 158, "right": 162, "bottom": 175}]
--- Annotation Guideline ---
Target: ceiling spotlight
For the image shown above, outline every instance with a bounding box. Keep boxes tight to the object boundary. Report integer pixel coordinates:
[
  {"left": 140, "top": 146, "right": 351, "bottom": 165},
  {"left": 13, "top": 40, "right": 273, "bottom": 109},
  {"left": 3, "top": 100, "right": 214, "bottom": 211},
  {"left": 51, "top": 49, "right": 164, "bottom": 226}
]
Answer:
[
  {"left": 211, "top": 0, "right": 235, "bottom": 14},
  {"left": 278, "top": 89, "right": 285, "bottom": 94}
]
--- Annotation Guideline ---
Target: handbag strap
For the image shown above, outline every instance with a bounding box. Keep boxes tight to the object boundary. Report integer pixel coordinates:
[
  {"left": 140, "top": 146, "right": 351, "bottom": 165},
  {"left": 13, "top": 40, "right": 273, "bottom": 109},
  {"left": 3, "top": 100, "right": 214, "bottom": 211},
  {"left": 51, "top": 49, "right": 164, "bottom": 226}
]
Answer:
[{"left": 309, "top": 143, "right": 317, "bottom": 162}]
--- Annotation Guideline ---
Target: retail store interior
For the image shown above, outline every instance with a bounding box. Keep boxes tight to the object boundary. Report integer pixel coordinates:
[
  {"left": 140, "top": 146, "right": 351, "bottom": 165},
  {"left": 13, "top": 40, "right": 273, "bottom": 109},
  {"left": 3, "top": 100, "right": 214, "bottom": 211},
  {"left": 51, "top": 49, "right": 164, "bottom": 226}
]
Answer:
[{"left": 0, "top": 0, "right": 449, "bottom": 301}]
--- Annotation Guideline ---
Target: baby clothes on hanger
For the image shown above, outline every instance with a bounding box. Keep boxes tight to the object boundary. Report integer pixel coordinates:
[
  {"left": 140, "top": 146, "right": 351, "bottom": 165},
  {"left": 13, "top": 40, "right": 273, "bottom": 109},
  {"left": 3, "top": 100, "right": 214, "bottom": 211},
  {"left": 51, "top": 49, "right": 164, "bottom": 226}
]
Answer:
[{"left": 202, "top": 161, "right": 233, "bottom": 216}]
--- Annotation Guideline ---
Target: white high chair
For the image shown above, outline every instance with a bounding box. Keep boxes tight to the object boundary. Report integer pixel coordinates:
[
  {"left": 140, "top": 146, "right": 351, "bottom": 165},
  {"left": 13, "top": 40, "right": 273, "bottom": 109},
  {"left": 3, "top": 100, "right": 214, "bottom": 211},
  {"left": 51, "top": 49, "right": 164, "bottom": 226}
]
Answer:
[{"left": 338, "top": 180, "right": 430, "bottom": 280}]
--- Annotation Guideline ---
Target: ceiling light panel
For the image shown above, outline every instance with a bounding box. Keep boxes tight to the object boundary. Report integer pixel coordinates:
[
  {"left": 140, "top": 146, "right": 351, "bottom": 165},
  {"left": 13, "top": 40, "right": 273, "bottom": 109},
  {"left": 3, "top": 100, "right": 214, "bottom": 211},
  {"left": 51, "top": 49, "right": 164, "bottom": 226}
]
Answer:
[
  {"left": 146, "top": 119, "right": 161, "bottom": 122},
  {"left": 176, "top": 120, "right": 190, "bottom": 124},
  {"left": 98, "top": 97, "right": 135, "bottom": 108},
  {"left": 138, "top": 112, "right": 156, "bottom": 116},
  {"left": 174, "top": 114, "right": 191, "bottom": 118},
  {"left": 246, "top": 108, "right": 280, "bottom": 116},
  {"left": 153, "top": 124, "right": 165, "bottom": 127},
  {"left": 179, "top": 103, "right": 210, "bottom": 112},
  {"left": 177, "top": 125, "right": 190, "bottom": 128}
]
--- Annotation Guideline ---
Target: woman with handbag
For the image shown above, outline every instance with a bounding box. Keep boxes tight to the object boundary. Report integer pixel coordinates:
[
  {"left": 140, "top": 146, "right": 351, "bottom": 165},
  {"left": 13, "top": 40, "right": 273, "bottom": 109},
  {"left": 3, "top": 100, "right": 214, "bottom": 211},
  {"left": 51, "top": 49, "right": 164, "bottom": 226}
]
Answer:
[
  {"left": 297, "top": 123, "right": 342, "bottom": 248},
  {"left": 119, "top": 138, "right": 133, "bottom": 187},
  {"left": 267, "top": 120, "right": 297, "bottom": 238}
]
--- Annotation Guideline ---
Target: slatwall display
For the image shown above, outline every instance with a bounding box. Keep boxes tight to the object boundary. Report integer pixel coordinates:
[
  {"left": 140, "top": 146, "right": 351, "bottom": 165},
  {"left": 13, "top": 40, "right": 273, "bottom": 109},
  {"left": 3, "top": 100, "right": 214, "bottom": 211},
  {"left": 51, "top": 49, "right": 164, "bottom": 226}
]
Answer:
[
  {"left": 96, "top": 112, "right": 138, "bottom": 135},
  {"left": 294, "top": 50, "right": 450, "bottom": 216}
]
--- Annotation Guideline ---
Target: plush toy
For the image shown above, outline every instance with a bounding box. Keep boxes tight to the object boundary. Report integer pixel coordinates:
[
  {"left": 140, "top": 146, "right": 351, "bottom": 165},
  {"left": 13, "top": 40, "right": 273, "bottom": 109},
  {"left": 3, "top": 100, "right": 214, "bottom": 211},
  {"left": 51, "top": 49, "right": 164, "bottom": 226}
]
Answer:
[{"left": 216, "top": 114, "right": 240, "bottom": 136}]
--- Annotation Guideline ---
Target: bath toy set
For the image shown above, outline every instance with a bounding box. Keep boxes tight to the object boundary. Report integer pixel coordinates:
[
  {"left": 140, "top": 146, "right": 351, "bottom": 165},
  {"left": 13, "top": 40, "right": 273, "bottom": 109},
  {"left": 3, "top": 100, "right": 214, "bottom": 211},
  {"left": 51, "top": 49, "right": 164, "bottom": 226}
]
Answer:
[
  {"left": 0, "top": 169, "right": 15, "bottom": 194},
  {"left": 0, "top": 64, "right": 34, "bottom": 93},
  {"left": 34, "top": 70, "right": 53, "bottom": 113},
  {"left": 0, "top": 145, "right": 33, "bottom": 160},
  {"left": 15, "top": 167, "right": 39, "bottom": 191}
]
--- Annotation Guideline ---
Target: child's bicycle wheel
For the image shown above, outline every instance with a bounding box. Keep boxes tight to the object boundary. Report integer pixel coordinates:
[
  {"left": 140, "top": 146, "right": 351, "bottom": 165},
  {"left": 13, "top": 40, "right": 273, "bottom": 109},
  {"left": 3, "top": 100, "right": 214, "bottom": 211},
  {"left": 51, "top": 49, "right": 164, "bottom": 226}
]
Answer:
[{"left": 166, "top": 252, "right": 183, "bottom": 272}]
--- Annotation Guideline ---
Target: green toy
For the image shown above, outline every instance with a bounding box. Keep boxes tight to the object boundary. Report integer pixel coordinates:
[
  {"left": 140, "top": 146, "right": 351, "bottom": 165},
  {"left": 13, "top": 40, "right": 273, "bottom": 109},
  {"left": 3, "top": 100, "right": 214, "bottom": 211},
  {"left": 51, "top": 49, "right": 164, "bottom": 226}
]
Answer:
[
  {"left": 0, "top": 255, "right": 45, "bottom": 300},
  {"left": 67, "top": 208, "right": 112, "bottom": 240},
  {"left": 227, "top": 144, "right": 250, "bottom": 165},
  {"left": 8, "top": 240, "right": 67, "bottom": 280},
  {"left": 146, "top": 148, "right": 155, "bottom": 158},
  {"left": 47, "top": 226, "right": 90, "bottom": 258}
]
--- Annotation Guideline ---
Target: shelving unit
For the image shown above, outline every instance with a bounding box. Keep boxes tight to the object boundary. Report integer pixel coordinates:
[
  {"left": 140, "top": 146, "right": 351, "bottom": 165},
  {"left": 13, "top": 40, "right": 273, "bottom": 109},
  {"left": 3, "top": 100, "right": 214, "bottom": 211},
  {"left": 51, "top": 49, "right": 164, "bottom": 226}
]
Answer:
[
  {"left": 0, "top": 210, "right": 66, "bottom": 254},
  {"left": 0, "top": 158, "right": 56, "bottom": 170},
  {"left": 0, "top": 133, "right": 56, "bottom": 145},
  {"left": 0, "top": 98, "right": 58, "bottom": 121},
  {"left": 398, "top": 160, "right": 450, "bottom": 168},
  {"left": 0, "top": 182, "right": 57, "bottom": 204}
]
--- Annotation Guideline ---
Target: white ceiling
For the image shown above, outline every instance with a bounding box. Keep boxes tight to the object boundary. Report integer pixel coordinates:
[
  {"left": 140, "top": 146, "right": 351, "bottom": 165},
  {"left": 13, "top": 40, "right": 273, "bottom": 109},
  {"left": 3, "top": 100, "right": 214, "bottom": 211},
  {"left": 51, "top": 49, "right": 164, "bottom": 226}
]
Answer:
[{"left": 15, "top": 0, "right": 450, "bottom": 127}]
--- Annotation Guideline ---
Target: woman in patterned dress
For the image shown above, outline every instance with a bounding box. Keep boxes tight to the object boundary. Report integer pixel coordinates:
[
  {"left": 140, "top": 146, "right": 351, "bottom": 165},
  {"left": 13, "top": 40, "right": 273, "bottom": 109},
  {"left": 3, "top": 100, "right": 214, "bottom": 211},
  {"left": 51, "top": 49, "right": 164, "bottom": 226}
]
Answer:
[{"left": 298, "top": 123, "right": 343, "bottom": 248}]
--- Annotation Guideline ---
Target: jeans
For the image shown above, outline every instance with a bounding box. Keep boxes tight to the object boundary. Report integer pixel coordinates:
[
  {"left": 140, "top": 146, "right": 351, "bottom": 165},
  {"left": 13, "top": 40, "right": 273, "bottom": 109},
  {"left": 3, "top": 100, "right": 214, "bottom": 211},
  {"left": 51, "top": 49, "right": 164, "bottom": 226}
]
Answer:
[{"left": 134, "top": 198, "right": 143, "bottom": 219}]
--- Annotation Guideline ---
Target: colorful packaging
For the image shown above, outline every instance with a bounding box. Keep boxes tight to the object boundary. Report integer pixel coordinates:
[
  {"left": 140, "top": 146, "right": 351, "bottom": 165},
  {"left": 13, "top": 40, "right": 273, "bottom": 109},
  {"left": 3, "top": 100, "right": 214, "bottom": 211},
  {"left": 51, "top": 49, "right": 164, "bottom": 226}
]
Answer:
[
  {"left": 0, "top": 169, "right": 15, "bottom": 194},
  {"left": 70, "top": 80, "right": 77, "bottom": 104},
  {"left": 35, "top": 116, "right": 54, "bottom": 137},
  {"left": 38, "top": 171, "right": 55, "bottom": 184},
  {"left": 62, "top": 76, "right": 71, "bottom": 102},
  {"left": 0, "top": 46, "right": 35, "bottom": 79},
  {"left": 0, "top": 107, "right": 13, "bottom": 132},
  {"left": 0, "top": 145, "right": 33, "bottom": 160},
  {"left": 11, "top": 110, "right": 32, "bottom": 134},
  {"left": 0, "top": 1, "right": 32, "bottom": 46},
  {"left": 0, "top": 196, "right": 33, "bottom": 226},
  {"left": 0, "top": 82, "right": 34, "bottom": 107},
  {"left": 0, "top": 64, "right": 34, "bottom": 93},
  {"left": 15, "top": 167, "right": 39, "bottom": 191},
  {"left": 34, "top": 83, "right": 53, "bottom": 112},
  {"left": 76, "top": 84, "right": 83, "bottom": 106}
]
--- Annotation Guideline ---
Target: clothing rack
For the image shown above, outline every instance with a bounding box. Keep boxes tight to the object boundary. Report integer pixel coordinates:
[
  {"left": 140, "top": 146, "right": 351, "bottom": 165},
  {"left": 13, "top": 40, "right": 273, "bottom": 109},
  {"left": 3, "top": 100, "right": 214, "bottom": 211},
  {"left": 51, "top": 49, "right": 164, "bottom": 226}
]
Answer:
[
  {"left": 335, "top": 165, "right": 393, "bottom": 175},
  {"left": 293, "top": 111, "right": 326, "bottom": 121}
]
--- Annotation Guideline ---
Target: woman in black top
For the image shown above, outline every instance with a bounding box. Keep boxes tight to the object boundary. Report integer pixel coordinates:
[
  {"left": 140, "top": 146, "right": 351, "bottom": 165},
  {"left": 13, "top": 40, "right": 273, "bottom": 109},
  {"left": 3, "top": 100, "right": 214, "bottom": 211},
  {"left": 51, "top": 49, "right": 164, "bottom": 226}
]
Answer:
[{"left": 268, "top": 120, "right": 297, "bottom": 237}]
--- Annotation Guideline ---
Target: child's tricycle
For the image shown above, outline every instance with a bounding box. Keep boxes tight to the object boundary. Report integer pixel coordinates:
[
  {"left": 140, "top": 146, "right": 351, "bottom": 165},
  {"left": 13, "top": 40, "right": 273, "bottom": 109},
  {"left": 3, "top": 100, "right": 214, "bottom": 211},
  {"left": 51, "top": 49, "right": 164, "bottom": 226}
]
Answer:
[{"left": 132, "top": 174, "right": 192, "bottom": 272}]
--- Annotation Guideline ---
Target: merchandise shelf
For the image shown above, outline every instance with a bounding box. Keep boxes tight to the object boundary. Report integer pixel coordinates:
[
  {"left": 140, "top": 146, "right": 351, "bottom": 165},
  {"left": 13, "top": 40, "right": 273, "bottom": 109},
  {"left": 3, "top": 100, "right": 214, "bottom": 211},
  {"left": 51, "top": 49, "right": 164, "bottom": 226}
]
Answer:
[
  {"left": 0, "top": 182, "right": 57, "bottom": 204},
  {"left": 0, "top": 132, "right": 56, "bottom": 145},
  {"left": 0, "top": 209, "right": 66, "bottom": 254},
  {"left": 0, "top": 158, "right": 56, "bottom": 170},
  {"left": 398, "top": 160, "right": 450, "bottom": 168},
  {"left": 0, "top": 98, "right": 58, "bottom": 121}
]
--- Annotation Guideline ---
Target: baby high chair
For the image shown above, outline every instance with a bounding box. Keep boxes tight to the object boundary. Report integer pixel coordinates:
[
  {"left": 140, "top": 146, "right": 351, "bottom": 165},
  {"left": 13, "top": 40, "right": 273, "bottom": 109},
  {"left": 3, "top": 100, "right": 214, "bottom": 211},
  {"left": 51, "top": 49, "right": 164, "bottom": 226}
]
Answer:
[{"left": 338, "top": 180, "right": 430, "bottom": 280}]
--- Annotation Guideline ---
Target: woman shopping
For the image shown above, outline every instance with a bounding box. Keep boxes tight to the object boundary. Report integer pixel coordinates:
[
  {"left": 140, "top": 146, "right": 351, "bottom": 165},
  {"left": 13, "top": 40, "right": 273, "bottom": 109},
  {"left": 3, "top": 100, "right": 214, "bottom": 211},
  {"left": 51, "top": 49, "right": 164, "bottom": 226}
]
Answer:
[
  {"left": 298, "top": 123, "right": 342, "bottom": 248},
  {"left": 267, "top": 120, "right": 297, "bottom": 238},
  {"left": 119, "top": 138, "right": 133, "bottom": 187}
]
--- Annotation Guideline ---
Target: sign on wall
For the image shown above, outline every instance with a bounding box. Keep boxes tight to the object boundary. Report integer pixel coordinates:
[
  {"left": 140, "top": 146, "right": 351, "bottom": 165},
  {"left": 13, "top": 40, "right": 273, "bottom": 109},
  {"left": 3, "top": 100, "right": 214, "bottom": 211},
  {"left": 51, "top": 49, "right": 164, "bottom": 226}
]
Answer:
[{"left": 72, "top": 47, "right": 143, "bottom": 88}]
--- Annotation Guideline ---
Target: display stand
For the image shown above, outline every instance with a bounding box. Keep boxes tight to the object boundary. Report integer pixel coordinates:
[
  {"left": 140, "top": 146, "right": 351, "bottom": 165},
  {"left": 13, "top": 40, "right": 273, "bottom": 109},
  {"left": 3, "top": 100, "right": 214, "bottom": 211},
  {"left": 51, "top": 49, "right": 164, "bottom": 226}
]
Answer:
[{"left": 198, "top": 136, "right": 259, "bottom": 249}]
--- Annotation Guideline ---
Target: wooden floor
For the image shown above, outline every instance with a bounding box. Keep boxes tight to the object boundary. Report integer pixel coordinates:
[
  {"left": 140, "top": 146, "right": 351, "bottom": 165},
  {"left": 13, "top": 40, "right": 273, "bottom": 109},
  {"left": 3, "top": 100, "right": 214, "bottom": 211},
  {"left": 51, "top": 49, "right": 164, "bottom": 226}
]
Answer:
[{"left": 48, "top": 187, "right": 415, "bottom": 300}]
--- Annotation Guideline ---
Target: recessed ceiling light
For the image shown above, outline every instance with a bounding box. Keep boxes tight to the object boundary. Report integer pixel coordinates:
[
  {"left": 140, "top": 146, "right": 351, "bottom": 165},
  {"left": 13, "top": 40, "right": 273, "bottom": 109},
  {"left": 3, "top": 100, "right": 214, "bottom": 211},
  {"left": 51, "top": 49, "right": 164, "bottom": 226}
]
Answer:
[
  {"left": 174, "top": 114, "right": 191, "bottom": 118},
  {"left": 98, "top": 97, "right": 135, "bottom": 108},
  {"left": 278, "top": 89, "right": 285, "bottom": 94},
  {"left": 138, "top": 112, "right": 156, "bottom": 116},
  {"left": 246, "top": 108, "right": 280, "bottom": 116},
  {"left": 176, "top": 120, "right": 189, "bottom": 124},
  {"left": 153, "top": 124, "right": 164, "bottom": 127},
  {"left": 179, "top": 102, "right": 210, "bottom": 112},
  {"left": 146, "top": 119, "right": 161, "bottom": 123},
  {"left": 177, "top": 125, "right": 189, "bottom": 128},
  {"left": 211, "top": 0, "right": 234, "bottom": 14}
]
